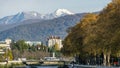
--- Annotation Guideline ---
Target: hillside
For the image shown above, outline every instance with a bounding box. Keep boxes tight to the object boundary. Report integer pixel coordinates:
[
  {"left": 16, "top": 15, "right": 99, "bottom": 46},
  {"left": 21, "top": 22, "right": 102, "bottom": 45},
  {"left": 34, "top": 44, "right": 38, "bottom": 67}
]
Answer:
[{"left": 0, "top": 13, "right": 85, "bottom": 44}]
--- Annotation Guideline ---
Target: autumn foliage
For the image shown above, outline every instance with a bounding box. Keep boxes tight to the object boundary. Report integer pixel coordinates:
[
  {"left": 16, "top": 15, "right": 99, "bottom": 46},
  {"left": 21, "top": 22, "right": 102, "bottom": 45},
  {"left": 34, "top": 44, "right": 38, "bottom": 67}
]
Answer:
[{"left": 62, "top": 0, "right": 120, "bottom": 65}]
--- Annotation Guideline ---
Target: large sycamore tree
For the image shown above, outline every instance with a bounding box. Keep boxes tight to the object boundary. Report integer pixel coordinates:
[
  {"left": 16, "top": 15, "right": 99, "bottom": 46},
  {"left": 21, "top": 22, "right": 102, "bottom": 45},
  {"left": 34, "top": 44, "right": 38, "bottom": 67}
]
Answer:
[
  {"left": 62, "top": 13, "right": 98, "bottom": 58},
  {"left": 96, "top": 0, "right": 120, "bottom": 65},
  {"left": 62, "top": 0, "right": 120, "bottom": 66}
]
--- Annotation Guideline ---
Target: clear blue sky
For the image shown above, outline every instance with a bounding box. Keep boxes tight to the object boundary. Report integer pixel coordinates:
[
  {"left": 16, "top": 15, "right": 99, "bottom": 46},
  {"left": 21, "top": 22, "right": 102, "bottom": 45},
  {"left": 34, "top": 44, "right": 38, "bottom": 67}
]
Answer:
[{"left": 0, "top": 0, "right": 111, "bottom": 18}]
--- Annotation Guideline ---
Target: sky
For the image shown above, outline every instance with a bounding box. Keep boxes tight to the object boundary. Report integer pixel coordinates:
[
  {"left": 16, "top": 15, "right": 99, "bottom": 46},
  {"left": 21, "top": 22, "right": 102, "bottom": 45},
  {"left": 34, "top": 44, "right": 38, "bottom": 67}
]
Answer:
[{"left": 0, "top": 0, "right": 111, "bottom": 18}]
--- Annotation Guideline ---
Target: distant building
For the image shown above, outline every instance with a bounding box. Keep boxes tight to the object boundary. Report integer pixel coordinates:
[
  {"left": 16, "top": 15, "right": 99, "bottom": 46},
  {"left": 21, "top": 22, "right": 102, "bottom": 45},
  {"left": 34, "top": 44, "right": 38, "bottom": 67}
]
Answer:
[
  {"left": 47, "top": 36, "right": 63, "bottom": 49},
  {"left": 25, "top": 41, "right": 41, "bottom": 46},
  {"left": 0, "top": 39, "right": 12, "bottom": 54}
]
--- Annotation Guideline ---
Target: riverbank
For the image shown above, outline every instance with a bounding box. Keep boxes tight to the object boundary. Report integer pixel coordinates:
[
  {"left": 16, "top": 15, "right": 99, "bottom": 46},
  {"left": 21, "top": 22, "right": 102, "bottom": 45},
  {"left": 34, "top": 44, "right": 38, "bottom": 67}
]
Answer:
[
  {"left": 1, "top": 63, "right": 120, "bottom": 68},
  {"left": 0, "top": 63, "right": 25, "bottom": 68}
]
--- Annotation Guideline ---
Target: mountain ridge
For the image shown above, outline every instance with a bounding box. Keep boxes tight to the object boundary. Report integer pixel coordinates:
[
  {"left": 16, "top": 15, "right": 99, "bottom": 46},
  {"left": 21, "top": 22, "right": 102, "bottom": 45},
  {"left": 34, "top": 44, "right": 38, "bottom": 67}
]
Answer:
[
  {"left": 0, "top": 9, "right": 74, "bottom": 24},
  {"left": 0, "top": 13, "right": 85, "bottom": 44},
  {"left": 0, "top": 9, "right": 98, "bottom": 44}
]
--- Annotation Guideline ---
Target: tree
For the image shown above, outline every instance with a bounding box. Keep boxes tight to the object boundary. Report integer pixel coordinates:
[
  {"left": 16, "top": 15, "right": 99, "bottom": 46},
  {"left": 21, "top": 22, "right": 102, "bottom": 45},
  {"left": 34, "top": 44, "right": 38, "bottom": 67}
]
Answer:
[
  {"left": 94, "top": 1, "right": 120, "bottom": 65},
  {"left": 14, "top": 40, "right": 29, "bottom": 52},
  {"left": 4, "top": 49, "right": 13, "bottom": 61},
  {"left": 63, "top": 13, "right": 98, "bottom": 57},
  {"left": 54, "top": 43, "right": 60, "bottom": 51},
  {"left": 62, "top": 0, "right": 120, "bottom": 66}
]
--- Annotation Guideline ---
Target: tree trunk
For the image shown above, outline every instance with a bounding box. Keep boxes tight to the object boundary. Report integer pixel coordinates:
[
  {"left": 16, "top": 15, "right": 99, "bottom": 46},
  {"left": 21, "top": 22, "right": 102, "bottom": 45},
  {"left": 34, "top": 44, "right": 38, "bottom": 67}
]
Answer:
[
  {"left": 107, "top": 52, "right": 111, "bottom": 66},
  {"left": 103, "top": 53, "right": 107, "bottom": 66},
  {"left": 94, "top": 56, "right": 96, "bottom": 65}
]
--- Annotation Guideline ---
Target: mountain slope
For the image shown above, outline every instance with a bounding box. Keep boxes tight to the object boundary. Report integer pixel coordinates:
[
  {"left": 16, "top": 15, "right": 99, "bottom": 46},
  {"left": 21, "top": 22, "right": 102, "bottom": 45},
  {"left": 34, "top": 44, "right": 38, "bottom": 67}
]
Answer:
[
  {"left": 0, "top": 12, "right": 43, "bottom": 24},
  {"left": 0, "top": 13, "right": 85, "bottom": 44}
]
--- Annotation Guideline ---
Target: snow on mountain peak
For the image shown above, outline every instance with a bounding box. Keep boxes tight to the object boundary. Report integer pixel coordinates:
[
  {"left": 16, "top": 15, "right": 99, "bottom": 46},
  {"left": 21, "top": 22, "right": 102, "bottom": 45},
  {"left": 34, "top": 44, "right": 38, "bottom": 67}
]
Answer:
[
  {"left": 33, "top": 13, "right": 37, "bottom": 16},
  {"left": 22, "top": 11, "right": 40, "bottom": 16},
  {"left": 55, "top": 9, "right": 74, "bottom": 16},
  {"left": 30, "top": 11, "right": 38, "bottom": 17},
  {"left": 0, "top": 9, "right": 75, "bottom": 24}
]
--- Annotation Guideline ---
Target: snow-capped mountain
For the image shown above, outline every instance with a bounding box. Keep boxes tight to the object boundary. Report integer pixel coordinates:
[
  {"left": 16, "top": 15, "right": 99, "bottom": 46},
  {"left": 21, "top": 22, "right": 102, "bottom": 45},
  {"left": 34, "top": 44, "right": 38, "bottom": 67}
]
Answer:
[
  {"left": 0, "top": 11, "right": 43, "bottom": 24},
  {"left": 44, "top": 9, "right": 74, "bottom": 19},
  {"left": 0, "top": 9, "right": 74, "bottom": 24},
  {"left": 0, "top": 13, "right": 85, "bottom": 44},
  {"left": 54, "top": 9, "right": 74, "bottom": 16},
  {"left": 21, "top": 11, "right": 44, "bottom": 19}
]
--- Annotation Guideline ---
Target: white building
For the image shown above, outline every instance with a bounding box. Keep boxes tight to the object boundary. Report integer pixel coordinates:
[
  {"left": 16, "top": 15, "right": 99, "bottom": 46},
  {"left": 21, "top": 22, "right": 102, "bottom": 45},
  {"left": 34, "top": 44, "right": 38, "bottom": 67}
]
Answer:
[
  {"left": 25, "top": 41, "right": 41, "bottom": 46},
  {"left": 0, "top": 39, "right": 12, "bottom": 54},
  {"left": 47, "top": 36, "right": 63, "bottom": 49}
]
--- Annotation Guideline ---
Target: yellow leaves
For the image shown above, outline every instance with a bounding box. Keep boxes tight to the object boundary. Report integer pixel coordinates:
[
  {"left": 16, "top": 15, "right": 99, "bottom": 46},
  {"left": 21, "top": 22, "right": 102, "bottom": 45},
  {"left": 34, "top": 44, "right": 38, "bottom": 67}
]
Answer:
[
  {"left": 54, "top": 43, "right": 60, "bottom": 51},
  {"left": 83, "top": 33, "right": 96, "bottom": 45},
  {"left": 80, "top": 13, "right": 97, "bottom": 28},
  {"left": 3, "top": 49, "right": 13, "bottom": 61},
  {"left": 112, "top": 0, "right": 120, "bottom": 4},
  {"left": 63, "top": 0, "right": 120, "bottom": 58}
]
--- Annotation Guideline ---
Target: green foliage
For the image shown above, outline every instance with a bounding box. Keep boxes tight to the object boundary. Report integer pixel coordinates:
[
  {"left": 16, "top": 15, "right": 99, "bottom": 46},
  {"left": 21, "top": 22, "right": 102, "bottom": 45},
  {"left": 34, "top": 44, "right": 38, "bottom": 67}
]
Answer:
[
  {"left": 0, "top": 54, "right": 5, "bottom": 62},
  {"left": 0, "top": 63, "right": 25, "bottom": 68},
  {"left": 3, "top": 49, "right": 13, "bottom": 61},
  {"left": 29, "top": 45, "right": 37, "bottom": 52},
  {"left": 13, "top": 40, "right": 29, "bottom": 52},
  {"left": 11, "top": 40, "right": 49, "bottom": 59},
  {"left": 8, "top": 49, "right": 13, "bottom": 60},
  {"left": 47, "top": 43, "right": 62, "bottom": 57}
]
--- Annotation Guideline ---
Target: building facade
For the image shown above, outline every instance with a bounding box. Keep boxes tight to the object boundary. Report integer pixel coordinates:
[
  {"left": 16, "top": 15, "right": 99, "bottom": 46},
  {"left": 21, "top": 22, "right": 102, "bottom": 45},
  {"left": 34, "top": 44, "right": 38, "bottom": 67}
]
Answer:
[
  {"left": 0, "top": 39, "right": 12, "bottom": 54},
  {"left": 47, "top": 36, "right": 63, "bottom": 49},
  {"left": 25, "top": 41, "right": 41, "bottom": 46}
]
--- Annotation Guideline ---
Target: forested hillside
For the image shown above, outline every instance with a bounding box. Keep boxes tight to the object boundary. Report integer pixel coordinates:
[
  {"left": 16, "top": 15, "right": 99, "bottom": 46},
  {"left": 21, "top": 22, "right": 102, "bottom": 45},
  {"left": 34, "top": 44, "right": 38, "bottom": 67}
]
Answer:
[{"left": 0, "top": 13, "right": 85, "bottom": 44}]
